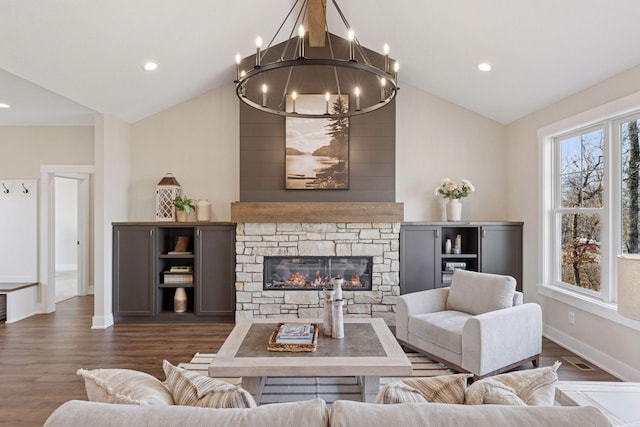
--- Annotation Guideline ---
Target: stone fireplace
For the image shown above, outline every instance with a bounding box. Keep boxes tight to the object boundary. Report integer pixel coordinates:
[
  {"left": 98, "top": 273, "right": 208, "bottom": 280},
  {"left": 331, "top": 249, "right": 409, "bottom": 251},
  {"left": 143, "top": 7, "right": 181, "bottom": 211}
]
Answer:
[{"left": 232, "top": 202, "right": 403, "bottom": 325}]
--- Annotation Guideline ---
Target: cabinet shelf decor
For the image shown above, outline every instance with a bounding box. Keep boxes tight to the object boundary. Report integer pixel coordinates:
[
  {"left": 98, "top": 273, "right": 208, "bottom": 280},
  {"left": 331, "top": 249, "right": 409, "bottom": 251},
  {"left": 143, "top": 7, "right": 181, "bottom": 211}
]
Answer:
[
  {"left": 400, "top": 222, "right": 523, "bottom": 295},
  {"left": 113, "top": 222, "right": 235, "bottom": 323}
]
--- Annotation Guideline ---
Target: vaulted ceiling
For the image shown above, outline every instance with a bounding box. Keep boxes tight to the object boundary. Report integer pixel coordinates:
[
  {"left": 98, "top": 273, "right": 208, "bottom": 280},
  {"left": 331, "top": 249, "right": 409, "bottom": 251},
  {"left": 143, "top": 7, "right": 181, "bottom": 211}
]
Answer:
[{"left": 1, "top": 0, "right": 640, "bottom": 126}]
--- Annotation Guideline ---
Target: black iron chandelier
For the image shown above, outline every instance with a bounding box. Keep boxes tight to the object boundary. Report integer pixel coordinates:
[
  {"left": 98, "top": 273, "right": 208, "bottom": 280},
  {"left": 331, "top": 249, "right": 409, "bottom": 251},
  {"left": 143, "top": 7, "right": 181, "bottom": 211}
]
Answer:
[{"left": 234, "top": 0, "right": 399, "bottom": 119}]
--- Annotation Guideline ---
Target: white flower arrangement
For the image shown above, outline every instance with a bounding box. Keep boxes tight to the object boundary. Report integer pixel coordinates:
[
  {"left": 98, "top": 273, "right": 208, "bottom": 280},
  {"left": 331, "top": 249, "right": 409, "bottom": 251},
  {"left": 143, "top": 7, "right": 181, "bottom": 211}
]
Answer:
[{"left": 434, "top": 178, "right": 475, "bottom": 199}]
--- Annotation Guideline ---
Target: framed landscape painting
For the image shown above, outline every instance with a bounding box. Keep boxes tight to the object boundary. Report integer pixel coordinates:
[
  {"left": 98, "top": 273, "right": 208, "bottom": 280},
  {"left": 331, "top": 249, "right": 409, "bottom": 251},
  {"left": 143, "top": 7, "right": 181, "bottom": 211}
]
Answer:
[{"left": 285, "top": 94, "right": 349, "bottom": 190}]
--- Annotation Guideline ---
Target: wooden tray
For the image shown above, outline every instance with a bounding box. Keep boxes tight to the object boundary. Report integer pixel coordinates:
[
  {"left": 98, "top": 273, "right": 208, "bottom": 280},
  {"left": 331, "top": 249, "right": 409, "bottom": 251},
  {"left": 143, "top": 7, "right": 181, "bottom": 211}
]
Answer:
[{"left": 267, "top": 323, "right": 319, "bottom": 352}]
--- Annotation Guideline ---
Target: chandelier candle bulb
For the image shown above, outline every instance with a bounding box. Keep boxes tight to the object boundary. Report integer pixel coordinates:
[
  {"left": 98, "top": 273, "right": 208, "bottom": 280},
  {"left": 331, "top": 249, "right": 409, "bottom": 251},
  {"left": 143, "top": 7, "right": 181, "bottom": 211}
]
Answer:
[
  {"left": 355, "top": 87, "right": 361, "bottom": 111},
  {"left": 291, "top": 91, "right": 297, "bottom": 113},
  {"left": 325, "top": 92, "right": 330, "bottom": 114},
  {"left": 348, "top": 29, "right": 355, "bottom": 61},
  {"left": 262, "top": 84, "right": 267, "bottom": 107},
  {"left": 380, "top": 78, "right": 386, "bottom": 102},
  {"left": 298, "top": 24, "right": 305, "bottom": 58},
  {"left": 255, "top": 36, "right": 262, "bottom": 67},
  {"left": 394, "top": 61, "right": 399, "bottom": 86},
  {"left": 234, "top": 53, "right": 241, "bottom": 81},
  {"left": 383, "top": 43, "right": 390, "bottom": 72}
]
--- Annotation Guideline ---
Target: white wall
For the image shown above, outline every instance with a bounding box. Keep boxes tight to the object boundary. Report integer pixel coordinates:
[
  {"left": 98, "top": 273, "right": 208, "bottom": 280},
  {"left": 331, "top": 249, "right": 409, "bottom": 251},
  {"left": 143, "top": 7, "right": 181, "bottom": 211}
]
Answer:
[
  {"left": 54, "top": 177, "right": 78, "bottom": 268},
  {"left": 396, "top": 84, "right": 508, "bottom": 221},
  {"left": 93, "top": 114, "right": 130, "bottom": 329},
  {"left": 506, "top": 64, "right": 640, "bottom": 380},
  {"left": 129, "top": 83, "right": 240, "bottom": 221},
  {"left": 0, "top": 126, "right": 94, "bottom": 178}
]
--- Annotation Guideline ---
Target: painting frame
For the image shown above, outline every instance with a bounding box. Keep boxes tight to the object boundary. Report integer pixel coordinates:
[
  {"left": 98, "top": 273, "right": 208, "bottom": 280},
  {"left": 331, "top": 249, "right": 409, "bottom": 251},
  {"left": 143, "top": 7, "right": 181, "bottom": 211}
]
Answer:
[{"left": 285, "top": 94, "right": 350, "bottom": 190}]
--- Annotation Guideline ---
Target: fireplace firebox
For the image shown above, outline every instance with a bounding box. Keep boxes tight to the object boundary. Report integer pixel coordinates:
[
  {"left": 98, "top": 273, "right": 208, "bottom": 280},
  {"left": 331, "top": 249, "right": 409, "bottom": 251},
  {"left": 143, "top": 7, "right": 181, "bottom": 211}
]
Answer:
[{"left": 263, "top": 256, "right": 372, "bottom": 291}]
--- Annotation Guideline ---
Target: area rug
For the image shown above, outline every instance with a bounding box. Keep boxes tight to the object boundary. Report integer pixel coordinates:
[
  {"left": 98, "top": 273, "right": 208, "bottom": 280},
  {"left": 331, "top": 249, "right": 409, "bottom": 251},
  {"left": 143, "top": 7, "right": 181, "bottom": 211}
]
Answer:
[{"left": 179, "top": 352, "right": 453, "bottom": 404}]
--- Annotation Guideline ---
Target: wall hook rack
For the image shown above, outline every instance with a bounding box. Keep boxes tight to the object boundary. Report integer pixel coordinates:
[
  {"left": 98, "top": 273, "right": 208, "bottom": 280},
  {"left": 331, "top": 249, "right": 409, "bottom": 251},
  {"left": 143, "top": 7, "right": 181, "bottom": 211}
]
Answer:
[
  {"left": 22, "top": 183, "right": 29, "bottom": 194},
  {"left": 2, "top": 183, "right": 9, "bottom": 194}
]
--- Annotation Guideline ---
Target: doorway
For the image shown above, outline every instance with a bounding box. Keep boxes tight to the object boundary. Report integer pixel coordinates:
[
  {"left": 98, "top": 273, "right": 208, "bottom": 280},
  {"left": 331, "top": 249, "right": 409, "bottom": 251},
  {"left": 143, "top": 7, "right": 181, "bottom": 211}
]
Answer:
[
  {"left": 40, "top": 165, "right": 94, "bottom": 313},
  {"left": 54, "top": 176, "right": 82, "bottom": 302}
]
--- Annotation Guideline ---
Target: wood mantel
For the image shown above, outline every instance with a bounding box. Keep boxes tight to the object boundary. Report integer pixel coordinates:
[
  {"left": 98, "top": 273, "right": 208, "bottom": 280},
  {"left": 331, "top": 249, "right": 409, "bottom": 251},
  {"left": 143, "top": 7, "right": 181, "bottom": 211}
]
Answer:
[{"left": 231, "top": 202, "right": 404, "bottom": 223}]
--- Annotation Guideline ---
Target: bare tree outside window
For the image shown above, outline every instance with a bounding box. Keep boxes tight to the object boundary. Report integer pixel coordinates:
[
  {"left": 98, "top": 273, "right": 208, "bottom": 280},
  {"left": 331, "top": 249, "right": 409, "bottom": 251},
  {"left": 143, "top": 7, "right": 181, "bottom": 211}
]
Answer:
[
  {"left": 620, "top": 119, "right": 640, "bottom": 254},
  {"left": 558, "top": 130, "right": 603, "bottom": 291}
]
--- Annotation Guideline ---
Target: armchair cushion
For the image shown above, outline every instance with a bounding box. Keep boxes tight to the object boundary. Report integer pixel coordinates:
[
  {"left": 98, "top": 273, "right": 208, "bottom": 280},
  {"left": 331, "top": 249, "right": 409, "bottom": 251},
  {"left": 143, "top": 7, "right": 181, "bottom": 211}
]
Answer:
[
  {"left": 446, "top": 270, "right": 516, "bottom": 315},
  {"left": 409, "top": 311, "right": 471, "bottom": 355}
]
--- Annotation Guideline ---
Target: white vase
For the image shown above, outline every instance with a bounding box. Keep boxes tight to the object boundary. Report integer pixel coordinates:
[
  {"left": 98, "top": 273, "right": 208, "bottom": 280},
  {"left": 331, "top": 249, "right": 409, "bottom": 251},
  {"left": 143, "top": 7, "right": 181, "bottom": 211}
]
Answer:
[
  {"left": 174, "top": 287, "right": 187, "bottom": 313},
  {"left": 447, "top": 199, "right": 462, "bottom": 222},
  {"left": 196, "top": 199, "right": 211, "bottom": 222}
]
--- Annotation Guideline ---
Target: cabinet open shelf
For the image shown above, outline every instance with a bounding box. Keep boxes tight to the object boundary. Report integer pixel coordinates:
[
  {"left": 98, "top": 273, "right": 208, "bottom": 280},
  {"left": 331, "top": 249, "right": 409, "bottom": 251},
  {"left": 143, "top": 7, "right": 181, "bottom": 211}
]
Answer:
[{"left": 158, "top": 283, "right": 195, "bottom": 288}]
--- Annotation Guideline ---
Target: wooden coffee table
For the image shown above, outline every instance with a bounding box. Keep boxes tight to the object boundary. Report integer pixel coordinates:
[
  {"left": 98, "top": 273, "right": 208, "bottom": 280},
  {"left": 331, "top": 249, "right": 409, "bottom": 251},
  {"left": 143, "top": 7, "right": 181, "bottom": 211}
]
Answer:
[{"left": 208, "top": 318, "right": 412, "bottom": 403}]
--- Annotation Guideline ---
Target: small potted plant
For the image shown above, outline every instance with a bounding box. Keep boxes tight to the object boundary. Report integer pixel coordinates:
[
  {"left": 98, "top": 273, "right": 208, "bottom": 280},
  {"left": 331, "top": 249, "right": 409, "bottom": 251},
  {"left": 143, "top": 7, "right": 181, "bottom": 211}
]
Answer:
[{"left": 173, "top": 195, "right": 195, "bottom": 222}]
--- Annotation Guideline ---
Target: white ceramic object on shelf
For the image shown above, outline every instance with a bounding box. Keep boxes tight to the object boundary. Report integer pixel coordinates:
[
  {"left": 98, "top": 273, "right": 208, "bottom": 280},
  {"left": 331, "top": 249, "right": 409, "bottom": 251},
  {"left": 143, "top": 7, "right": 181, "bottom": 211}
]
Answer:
[
  {"left": 323, "top": 289, "right": 335, "bottom": 336},
  {"left": 174, "top": 287, "right": 187, "bottom": 313},
  {"left": 445, "top": 239, "right": 452, "bottom": 254},
  {"left": 332, "top": 299, "right": 344, "bottom": 339},
  {"left": 196, "top": 199, "right": 211, "bottom": 222},
  {"left": 447, "top": 199, "right": 462, "bottom": 222}
]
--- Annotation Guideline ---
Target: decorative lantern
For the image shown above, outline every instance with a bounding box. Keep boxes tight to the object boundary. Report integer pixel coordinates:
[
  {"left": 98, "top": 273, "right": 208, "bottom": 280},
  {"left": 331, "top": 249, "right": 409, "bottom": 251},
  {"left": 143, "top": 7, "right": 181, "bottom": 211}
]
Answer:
[{"left": 156, "top": 173, "right": 182, "bottom": 222}]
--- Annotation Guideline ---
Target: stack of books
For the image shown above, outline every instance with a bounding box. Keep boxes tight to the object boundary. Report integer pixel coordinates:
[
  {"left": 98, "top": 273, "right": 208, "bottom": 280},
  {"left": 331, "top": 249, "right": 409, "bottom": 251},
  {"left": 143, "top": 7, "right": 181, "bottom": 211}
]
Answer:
[
  {"left": 274, "top": 323, "right": 315, "bottom": 344},
  {"left": 164, "top": 266, "right": 193, "bottom": 284}
]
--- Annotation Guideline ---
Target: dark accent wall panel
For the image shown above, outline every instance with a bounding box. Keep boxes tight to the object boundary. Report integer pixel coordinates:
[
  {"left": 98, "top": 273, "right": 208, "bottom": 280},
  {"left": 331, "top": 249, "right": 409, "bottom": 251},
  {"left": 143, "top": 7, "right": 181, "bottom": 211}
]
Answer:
[{"left": 239, "top": 99, "right": 395, "bottom": 202}]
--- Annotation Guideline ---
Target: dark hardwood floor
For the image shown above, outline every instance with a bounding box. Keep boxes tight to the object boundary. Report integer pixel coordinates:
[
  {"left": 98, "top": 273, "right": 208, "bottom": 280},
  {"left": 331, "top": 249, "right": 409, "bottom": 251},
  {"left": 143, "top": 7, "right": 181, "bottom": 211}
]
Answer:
[{"left": 0, "top": 296, "right": 619, "bottom": 426}]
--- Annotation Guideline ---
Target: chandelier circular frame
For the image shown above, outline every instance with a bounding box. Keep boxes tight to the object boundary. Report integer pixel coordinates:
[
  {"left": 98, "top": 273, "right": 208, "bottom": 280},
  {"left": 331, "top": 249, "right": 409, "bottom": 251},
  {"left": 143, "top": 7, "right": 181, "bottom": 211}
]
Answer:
[{"left": 236, "top": 57, "right": 398, "bottom": 119}]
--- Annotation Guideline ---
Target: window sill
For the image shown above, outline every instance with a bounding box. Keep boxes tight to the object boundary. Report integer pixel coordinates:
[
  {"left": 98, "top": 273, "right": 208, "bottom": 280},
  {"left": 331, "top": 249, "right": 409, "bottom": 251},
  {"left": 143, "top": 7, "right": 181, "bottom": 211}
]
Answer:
[{"left": 537, "top": 283, "right": 640, "bottom": 332}]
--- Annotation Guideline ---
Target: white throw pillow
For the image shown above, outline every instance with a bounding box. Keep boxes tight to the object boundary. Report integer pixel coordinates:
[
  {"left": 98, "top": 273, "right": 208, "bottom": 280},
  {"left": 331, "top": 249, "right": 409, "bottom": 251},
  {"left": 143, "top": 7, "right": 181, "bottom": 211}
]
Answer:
[
  {"left": 163, "top": 360, "right": 256, "bottom": 408},
  {"left": 465, "top": 361, "right": 561, "bottom": 406},
  {"left": 76, "top": 368, "right": 174, "bottom": 405}
]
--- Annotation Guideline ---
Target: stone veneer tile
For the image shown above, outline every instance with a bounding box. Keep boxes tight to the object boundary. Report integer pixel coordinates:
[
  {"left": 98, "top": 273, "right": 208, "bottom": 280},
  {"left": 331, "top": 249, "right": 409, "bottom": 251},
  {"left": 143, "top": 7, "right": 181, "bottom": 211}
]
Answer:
[
  {"left": 302, "top": 223, "right": 337, "bottom": 232},
  {"left": 245, "top": 223, "right": 277, "bottom": 235},
  {"left": 284, "top": 291, "right": 320, "bottom": 305},
  {"left": 298, "top": 241, "right": 335, "bottom": 256},
  {"left": 359, "top": 229, "right": 381, "bottom": 239},
  {"left": 277, "top": 223, "right": 302, "bottom": 232}
]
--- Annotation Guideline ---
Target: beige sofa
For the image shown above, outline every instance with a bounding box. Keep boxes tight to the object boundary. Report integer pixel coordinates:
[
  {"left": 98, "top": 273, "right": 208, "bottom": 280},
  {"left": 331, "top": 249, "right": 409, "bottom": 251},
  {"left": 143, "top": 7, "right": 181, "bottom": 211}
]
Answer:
[{"left": 44, "top": 398, "right": 611, "bottom": 426}]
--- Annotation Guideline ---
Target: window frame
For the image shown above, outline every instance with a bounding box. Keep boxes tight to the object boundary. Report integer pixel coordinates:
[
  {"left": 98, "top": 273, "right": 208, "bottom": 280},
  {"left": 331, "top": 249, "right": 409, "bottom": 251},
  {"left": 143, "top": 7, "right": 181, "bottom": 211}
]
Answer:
[{"left": 549, "top": 124, "right": 609, "bottom": 301}]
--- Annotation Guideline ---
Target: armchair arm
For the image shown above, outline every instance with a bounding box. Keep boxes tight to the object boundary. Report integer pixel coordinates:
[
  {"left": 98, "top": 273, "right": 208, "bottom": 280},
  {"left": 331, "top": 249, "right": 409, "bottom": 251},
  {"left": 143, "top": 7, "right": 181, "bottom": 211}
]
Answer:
[
  {"left": 396, "top": 288, "right": 449, "bottom": 342},
  {"left": 462, "top": 303, "right": 542, "bottom": 376}
]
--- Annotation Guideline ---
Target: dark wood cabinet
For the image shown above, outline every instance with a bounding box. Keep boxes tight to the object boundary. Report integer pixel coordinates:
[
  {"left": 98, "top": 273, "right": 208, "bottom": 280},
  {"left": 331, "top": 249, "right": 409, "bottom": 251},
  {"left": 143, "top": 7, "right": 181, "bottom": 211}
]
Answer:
[
  {"left": 113, "top": 222, "right": 235, "bottom": 323},
  {"left": 400, "top": 222, "right": 523, "bottom": 294},
  {"left": 480, "top": 224, "right": 523, "bottom": 289},
  {"left": 400, "top": 225, "right": 439, "bottom": 295},
  {"left": 196, "top": 225, "right": 235, "bottom": 318},
  {"left": 113, "top": 225, "right": 155, "bottom": 319}
]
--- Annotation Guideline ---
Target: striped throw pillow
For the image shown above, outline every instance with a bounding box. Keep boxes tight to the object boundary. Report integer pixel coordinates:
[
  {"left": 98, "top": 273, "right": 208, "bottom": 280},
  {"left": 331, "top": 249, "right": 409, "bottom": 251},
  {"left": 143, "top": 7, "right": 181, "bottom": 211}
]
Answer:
[
  {"left": 376, "top": 374, "right": 472, "bottom": 404},
  {"left": 76, "top": 368, "right": 174, "bottom": 405},
  {"left": 163, "top": 360, "right": 256, "bottom": 408}
]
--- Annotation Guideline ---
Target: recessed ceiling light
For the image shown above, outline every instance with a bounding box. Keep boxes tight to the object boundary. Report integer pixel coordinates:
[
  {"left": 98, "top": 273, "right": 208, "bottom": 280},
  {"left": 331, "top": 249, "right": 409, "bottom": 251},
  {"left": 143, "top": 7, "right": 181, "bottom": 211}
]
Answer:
[
  {"left": 142, "top": 62, "right": 158, "bottom": 72},
  {"left": 477, "top": 62, "right": 492, "bottom": 72},
  {"left": 0, "top": 103, "right": 10, "bottom": 109}
]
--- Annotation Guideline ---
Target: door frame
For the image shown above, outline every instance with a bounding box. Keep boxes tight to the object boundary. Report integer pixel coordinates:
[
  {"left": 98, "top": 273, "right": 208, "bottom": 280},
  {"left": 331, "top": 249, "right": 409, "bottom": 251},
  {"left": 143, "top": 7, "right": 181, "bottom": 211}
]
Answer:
[{"left": 40, "top": 164, "right": 94, "bottom": 313}]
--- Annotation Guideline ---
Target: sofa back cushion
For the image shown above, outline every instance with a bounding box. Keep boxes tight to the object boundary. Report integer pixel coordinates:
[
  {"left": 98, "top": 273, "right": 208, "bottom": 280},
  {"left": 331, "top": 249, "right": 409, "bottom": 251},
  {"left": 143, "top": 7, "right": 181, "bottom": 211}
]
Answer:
[
  {"left": 446, "top": 270, "right": 516, "bottom": 315},
  {"left": 44, "top": 398, "right": 329, "bottom": 427},
  {"left": 329, "top": 400, "right": 611, "bottom": 427}
]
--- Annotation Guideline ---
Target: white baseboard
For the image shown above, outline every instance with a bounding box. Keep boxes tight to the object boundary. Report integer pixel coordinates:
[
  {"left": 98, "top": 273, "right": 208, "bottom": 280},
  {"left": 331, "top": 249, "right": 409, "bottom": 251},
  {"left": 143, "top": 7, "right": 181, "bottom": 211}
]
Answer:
[
  {"left": 543, "top": 324, "right": 640, "bottom": 382},
  {"left": 92, "top": 313, "right": 114, "bottom": 329}
]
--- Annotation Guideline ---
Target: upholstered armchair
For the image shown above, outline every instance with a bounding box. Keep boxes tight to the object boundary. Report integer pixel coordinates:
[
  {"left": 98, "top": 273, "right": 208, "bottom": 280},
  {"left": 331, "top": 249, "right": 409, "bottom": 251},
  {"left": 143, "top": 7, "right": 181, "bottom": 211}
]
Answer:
[{"left": 396, "top": 270, "right": 542, "bottom": 378}]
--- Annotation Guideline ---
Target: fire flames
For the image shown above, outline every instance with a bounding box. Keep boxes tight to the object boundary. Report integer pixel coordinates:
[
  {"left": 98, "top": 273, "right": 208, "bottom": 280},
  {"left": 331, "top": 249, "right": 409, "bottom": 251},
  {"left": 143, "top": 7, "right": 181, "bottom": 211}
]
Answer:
[{"left": 284, "top": 270, "right": 328, "bottom": 287}]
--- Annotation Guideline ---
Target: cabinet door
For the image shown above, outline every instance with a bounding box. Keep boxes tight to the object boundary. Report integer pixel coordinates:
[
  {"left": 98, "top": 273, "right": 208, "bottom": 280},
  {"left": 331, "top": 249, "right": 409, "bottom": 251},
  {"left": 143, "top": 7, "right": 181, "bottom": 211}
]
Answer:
[
  {"left": 196, "top": 225, "right": 235, "bottom": 318},
  {"left": 480, "top": 225, "right": 523, "bottom": 291},
  {"left": 400, "top": 225, "right": 439, "bottom": 294},
  {"left": 113, "top": 226, "right": 155, "bottom": 319}
]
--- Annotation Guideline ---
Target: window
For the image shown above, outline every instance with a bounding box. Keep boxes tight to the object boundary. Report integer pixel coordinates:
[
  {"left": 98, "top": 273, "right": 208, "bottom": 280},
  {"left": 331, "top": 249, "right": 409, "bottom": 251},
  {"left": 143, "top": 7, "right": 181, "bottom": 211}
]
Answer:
[
  {"left": 544, "top": 108, "right": 640, "bottom": 305},
  {"left": 553, "top": 128, "right": 605, "bottom": 295}
]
